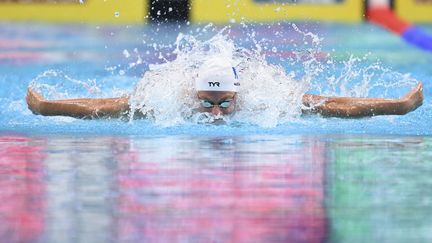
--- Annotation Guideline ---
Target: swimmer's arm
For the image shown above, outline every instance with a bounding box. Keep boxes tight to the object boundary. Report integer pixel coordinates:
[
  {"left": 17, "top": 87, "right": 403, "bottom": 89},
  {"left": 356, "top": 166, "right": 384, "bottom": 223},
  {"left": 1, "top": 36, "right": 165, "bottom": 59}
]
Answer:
[
  {"left": 26, "top": 88, "right": 130, "bottom": 118},
  {"left": 301, "top": 82, "right": 423, "bottom": 117}
]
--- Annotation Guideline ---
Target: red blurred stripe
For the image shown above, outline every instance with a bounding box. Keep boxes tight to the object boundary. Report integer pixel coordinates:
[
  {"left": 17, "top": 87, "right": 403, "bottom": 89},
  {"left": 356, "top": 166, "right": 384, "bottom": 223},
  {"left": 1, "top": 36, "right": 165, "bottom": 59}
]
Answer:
[{"left": 367, "top": 7, "right": 411, "bottom": 34}]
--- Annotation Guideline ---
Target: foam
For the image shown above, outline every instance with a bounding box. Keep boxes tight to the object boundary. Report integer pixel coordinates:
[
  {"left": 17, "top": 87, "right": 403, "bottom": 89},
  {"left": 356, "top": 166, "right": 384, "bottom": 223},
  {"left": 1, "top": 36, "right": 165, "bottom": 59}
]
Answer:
[{"left": 128, "top": 30, "right": 309, "bottom": 127}]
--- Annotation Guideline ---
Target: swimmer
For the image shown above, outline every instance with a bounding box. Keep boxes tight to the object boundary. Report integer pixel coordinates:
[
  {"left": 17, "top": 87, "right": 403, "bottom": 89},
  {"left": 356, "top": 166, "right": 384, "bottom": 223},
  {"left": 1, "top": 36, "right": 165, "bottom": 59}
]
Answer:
[{"left": 26, "top": 57, "right": 423, "bottom": 120}]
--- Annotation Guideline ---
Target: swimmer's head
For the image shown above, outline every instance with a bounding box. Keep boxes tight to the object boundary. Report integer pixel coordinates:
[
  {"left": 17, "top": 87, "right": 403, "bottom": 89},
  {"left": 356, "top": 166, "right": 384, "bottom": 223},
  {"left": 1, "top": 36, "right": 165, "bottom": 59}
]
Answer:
[{"left": 195, "top": 57, "right": 239, "bottom": 116}]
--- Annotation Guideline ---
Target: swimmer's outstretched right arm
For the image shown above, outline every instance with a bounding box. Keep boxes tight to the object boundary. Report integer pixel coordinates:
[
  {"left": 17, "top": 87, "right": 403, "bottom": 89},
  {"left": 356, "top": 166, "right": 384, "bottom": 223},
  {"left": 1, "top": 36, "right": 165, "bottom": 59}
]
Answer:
[{"left": 26, "top": 88, "right": 130, "bottom": 119}]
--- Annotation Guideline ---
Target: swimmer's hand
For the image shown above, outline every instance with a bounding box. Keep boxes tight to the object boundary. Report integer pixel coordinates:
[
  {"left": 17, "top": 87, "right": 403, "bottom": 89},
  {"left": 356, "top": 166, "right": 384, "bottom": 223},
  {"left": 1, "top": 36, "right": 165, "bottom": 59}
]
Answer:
[
  {"left": 401, "top": 82, "right": 423, "bottom": 114},
  {"left": 26, "top": 87, "right": 130, "bottom": 119},
  {"left": 26, "top": 88, "right": 45, "bottom": 115},
  {"left": 302, "top": 82, "right": 423, "bottom": 117}
]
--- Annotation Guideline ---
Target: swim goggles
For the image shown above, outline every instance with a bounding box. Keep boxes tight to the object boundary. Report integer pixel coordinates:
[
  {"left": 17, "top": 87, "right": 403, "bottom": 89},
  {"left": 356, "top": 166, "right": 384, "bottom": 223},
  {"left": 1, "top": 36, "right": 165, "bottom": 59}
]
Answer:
[{"left": 200, "top": 99, "right": 233, "bottom": 109}]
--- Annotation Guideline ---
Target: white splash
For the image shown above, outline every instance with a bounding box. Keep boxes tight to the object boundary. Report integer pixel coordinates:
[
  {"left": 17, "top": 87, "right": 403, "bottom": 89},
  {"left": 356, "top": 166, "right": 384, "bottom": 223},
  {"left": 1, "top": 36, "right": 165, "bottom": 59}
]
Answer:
[
  {"left": 128, "top": 30, "right": 309, "bottom": 127},
  {"left": 29, "top": 70, "right": 102, "bottom": 99}
]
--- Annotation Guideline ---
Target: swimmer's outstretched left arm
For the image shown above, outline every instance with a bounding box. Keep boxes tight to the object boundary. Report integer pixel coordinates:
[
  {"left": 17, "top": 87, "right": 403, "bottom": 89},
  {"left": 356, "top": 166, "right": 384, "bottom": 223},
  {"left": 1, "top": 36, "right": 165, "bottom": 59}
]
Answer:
[
  {"left": 302, "top": 82, "right": 423, "bottom": 117},
  {"left": 26, "top": 88, "right": 130, "bottom": 118}
]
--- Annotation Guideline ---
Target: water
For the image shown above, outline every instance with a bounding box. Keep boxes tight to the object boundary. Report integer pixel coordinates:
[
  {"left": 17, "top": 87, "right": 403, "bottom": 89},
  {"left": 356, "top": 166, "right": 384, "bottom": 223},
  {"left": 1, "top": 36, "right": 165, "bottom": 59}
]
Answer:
[
  {"left": 1, "top": 134, "right": 432, "bottom": 242},
  {"left": 0, "top": 22, "right": 432, "bottom": 242}
]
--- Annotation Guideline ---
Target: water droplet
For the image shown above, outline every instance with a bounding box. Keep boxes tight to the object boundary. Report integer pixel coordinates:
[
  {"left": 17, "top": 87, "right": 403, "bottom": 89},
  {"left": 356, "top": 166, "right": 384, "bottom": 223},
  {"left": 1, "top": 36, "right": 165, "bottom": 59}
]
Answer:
[
  {"left": 123, "top": 49, "right": 130, "bottom": 58},
  {"left": 114, "top": 11, "right": 119, "bottom": 17},
  {"left": 168, "top": 7, "right": 173, "bottom": 12}
]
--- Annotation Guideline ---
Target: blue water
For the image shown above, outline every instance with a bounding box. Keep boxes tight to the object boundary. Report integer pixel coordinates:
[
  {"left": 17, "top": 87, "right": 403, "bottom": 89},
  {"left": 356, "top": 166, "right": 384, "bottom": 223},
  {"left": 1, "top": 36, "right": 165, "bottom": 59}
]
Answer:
[{"left": 0, "top": 22, "right": 432, "bottom": 243}]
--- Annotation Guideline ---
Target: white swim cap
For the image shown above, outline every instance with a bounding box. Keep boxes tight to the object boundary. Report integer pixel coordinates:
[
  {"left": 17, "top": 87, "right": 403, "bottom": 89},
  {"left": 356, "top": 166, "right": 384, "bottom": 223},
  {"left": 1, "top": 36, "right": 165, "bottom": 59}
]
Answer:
[{"left": 195, "top": 57, "right": 240, "bottom": 92}]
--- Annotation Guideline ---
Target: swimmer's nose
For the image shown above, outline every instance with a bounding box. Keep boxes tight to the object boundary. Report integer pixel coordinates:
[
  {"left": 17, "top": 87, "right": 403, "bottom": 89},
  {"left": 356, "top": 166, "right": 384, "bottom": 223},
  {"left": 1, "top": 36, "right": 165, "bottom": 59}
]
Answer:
[{"left": 211, "top": 106, "right": 223, "bottom": 116}]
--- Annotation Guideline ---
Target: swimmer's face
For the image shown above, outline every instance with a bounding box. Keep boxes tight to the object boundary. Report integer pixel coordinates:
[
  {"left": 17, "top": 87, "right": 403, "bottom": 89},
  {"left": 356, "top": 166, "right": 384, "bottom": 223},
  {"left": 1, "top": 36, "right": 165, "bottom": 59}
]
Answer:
[{"left": 197, "top": 91, "right": 237, "bottom": 116}]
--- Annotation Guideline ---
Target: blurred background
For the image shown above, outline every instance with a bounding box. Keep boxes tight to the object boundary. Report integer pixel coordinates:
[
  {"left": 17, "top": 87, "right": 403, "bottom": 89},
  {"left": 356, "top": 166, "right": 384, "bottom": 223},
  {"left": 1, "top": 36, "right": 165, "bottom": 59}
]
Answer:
[{"left": 0, "top": 0, "right": 430, "bottom": 24}]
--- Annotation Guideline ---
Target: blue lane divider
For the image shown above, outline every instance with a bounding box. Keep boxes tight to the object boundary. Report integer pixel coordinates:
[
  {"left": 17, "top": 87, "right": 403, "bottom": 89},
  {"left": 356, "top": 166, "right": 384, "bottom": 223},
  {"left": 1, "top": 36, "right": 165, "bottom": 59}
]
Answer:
[{"left": 402, "top": 27, "right": 432, "bottom": 51}]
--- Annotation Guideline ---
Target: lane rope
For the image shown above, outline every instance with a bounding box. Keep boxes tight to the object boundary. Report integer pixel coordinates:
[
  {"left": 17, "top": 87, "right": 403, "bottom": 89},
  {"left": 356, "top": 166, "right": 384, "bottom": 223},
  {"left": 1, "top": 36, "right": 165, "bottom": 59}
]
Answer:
[{"left": 367, "top": 6, "right": 432, "bottom": 52}]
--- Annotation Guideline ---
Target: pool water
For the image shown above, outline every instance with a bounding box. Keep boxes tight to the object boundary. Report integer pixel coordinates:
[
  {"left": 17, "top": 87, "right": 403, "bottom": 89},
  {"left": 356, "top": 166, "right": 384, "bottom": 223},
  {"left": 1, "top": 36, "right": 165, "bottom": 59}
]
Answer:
[
  {"left": 0, "top": 22, "right": 431, "bottom": 242},
  {"left": 1, "top": 134, "right": 432, "bottom": 242}
]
